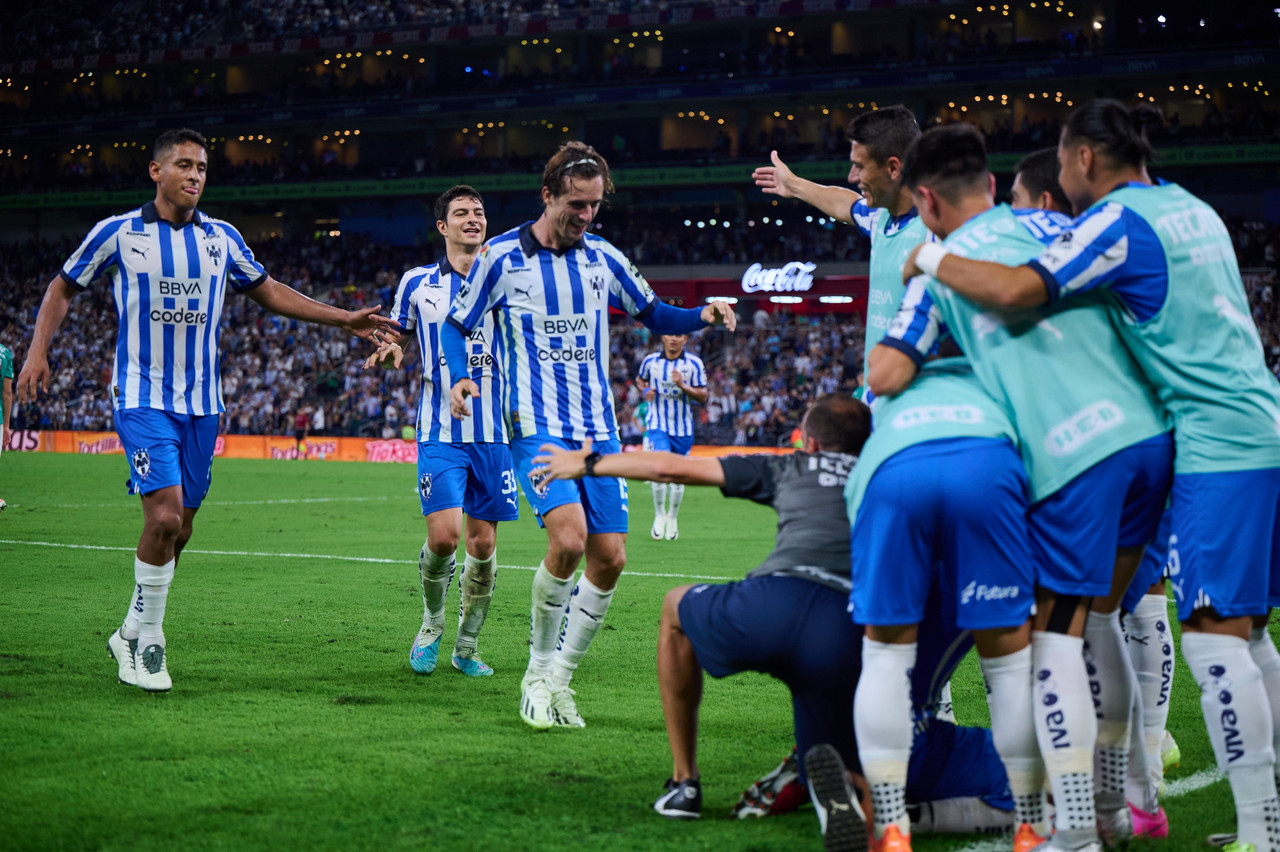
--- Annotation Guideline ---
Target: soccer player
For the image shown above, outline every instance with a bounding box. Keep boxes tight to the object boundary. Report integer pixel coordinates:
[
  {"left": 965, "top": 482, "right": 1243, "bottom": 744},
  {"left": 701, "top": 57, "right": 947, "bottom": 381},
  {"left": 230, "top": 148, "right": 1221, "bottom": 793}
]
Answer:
[
  {"left": 16, "top": 128, "right": 393, "bottom": 692},
  {"left": 905, "top": 99, "right": 1280, "bottom": 852},
  {"left": 874, "top": 124, "right": 1173, "bottom": 851},
  {"left": 1010, "top": 148, "right": 1073, "bottom": 213},
  {"left": 530, "top": 395, "right": 1016, "bottom": 849},
  {"left": 364, "top": 185, "right": 513, "bottom": 678},
  {"left": 850, "top": 357, "right": 1041, "bottom": 852},
  {"left": 0, "top": 340, "right": 12, "bottom": 512},
  {"left": 637, "top": 333, "right": 706, "bottom": 541},
  {"left": 443, "top": 142, "right": 736, "bottom": 729}
]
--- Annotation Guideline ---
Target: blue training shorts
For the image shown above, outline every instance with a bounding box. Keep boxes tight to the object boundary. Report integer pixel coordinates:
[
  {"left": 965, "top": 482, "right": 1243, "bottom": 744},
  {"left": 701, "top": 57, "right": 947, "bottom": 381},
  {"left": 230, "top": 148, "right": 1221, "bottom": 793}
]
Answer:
[
  {"left": 646, "top": 429, "right": 693, "bottom": 456},
  {"left": 1029, "top": 432, "right": 1173, "bottom": 597},
  {"left": 1168, "top": 466, "right": 1280, "bottom": 620},
  {"left": 416, "top": 441, "right": 518, "bottom": 522},
  {"left": 851, "top": 437, "right": 1035, "bottom": 631},
  {"left": 114, "top": 408, "right": 219, "bottom": 508},
  {"left": 512, "top": 434, "right": 628, "bottom": 534},
  {"left": 1122, "top": 508, "right": 1172, "bottom": 613}
]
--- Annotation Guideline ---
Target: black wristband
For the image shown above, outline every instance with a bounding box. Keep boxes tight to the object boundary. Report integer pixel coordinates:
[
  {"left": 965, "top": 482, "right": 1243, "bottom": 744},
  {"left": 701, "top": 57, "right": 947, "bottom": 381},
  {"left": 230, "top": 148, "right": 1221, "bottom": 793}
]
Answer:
[{"left": 583, "top": 451, "right": 604, "bottom": 477}]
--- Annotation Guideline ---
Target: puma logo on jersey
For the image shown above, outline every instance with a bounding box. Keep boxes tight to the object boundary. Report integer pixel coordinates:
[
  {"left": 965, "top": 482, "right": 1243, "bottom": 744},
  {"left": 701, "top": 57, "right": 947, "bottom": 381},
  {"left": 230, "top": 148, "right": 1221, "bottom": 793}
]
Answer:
[
  {"left": 424, "top": 297, "right": 440, "bottom": 309},
  {"left": 130, "top": 246, "right": 150, "bottom": 259},
  {"left": 514, "top": 284, "right": 532, "bottom": 297}
]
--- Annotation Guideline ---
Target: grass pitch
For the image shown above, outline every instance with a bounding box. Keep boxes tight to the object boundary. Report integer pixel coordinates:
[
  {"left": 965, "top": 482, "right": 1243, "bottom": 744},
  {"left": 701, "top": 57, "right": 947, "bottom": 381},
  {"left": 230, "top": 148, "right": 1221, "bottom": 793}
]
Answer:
[{"left": 0, "top": 452, "right": 1253, "bottom": 850}]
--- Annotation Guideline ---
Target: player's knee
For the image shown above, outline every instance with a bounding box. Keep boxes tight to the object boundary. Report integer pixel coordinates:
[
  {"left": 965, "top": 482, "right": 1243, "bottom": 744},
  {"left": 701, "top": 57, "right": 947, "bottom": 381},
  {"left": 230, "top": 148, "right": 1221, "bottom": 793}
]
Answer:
[
  {"left": 547, "top": 530, "right": 586, "bottom": 568},
  {"left": 661, "top": 586, "right": 691, "bottom": 631},
  {"left": 427, "top": 535, "right": 460, "bottom": 557},
  {"left": 464, "top": 528, "right": 496, "bottom": 559},
  {"left": 144, "top": 507, "right": 183, "bottom": 542}
]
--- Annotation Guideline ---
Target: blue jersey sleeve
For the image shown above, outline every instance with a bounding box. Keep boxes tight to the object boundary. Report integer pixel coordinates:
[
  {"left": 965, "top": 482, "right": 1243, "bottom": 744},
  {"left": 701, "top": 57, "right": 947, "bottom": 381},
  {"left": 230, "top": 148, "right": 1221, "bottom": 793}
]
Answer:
[
  {"left": 217, "top": 221, "right": 268, "bottom": 291},
  {"left": 449, "top": 243, "right": 505, "bottom": 332},
  {"left": 640, "top": 301, "right": 707, "bottom": 335},
  {"left": 850, "top": 199, "right": 874, "bottom": 238},
  {"left": 880, "top": 274, "right": 948, "bottom": 366},
  {"left": 391, "top": 268, "right": 430, "bottom": 332},
  {"left": 61, "top": 217, "right": 126, "bottom": 289}
]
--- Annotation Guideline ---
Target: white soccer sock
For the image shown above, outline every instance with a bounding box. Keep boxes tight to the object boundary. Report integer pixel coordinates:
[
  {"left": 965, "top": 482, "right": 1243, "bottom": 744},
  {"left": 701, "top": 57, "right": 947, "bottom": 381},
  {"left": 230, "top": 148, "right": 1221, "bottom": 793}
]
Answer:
[
  {"left": 1031, "top": 631, "right": 1098, "bottom": 838},
  {"left": 855, "top": 638, "right": 915, "bottom": 839},
  {"left": 121, "top": 583, "right": 144, "bottom": 641},
  {"left": 455, "top": 552, "right": 496, "bottom": 656},
  {"left": 528, "top": 561, "right": 573, "bottom": 678},
  {"left": 1084, "top": 610, "right": 1134, "bottom": 812},
  {"left": 911, "top": 797, "right": 1017, "bottom": 835},
  {"left": 134, "top": 557, "right": 175, "bottom": 650},
  {"left": 651, "top": 482, "right": 667, "bottom": 520},
  {"left": 1250, "top": 625, "right": 1280, "bottom": 792},
  {"left": 668, "top": 484, "right": 686, "bottom": 519},
  {"left": 550, "top": 574, "right": 615, "bottom": 689},
  {"left": 1124, "top": 594, "right": 1175, "bottom": 801},
  {"left": 1183, "top": 631, "right": 1280, "bottom": 851},
  {"left": 418, "top": 543, "right": 455, "bottom": 630},
  {"left": 1123, "top": 655, "right": 1160, "bottom": 812},
  {"left": 981, "top": 646, "right": 1050, "bottom": 835}
]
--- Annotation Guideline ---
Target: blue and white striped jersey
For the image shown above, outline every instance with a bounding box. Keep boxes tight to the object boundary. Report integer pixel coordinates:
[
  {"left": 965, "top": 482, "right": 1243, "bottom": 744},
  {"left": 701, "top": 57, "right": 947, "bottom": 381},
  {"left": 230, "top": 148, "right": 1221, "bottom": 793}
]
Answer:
[
  {"left": 59, "top": 201, "right": 266, "bottom": 415},
  {"left": 391, "top": 255, "right": 506, "bottom": 444},
  {"left": 448, "top": 222, "right": 659, "bottom": 441},
  {"left": 637, "top": 350, "right": 706, "bottom": 437}
]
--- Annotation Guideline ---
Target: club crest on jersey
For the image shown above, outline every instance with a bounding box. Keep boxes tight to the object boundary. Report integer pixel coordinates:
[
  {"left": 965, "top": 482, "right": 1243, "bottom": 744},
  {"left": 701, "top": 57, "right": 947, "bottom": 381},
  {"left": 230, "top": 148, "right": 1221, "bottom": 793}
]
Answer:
[
  {"left": 419, "top": 473, "right": 432, "bottom": 500},
  {"left": 132, "top": 449, "right": 151, "bottom": 478},
  {"left": 205, "top": 240, "right": 223, "bottom": 267},
  {"left": 589, "top": 274, "right": 605, "bottom": 300}
]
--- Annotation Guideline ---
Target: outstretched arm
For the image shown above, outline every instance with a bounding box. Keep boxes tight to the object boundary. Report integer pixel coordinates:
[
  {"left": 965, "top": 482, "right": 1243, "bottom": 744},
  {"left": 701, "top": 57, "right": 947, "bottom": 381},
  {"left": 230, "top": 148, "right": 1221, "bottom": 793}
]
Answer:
[
  {"left": 246, "top": 276, "right": 397, "bottom": 339},
  {"left": 533, "top": 439, "right": 726, "bottom": 486},
  {"left": 751, "top": 149, "right": 861, "bottom": 225},
  {"left": 904, "top": 244, "right": 1048, "bottom": 310},
  {"left": 17, "top": 275, "right": 78, "bottom": 402}
]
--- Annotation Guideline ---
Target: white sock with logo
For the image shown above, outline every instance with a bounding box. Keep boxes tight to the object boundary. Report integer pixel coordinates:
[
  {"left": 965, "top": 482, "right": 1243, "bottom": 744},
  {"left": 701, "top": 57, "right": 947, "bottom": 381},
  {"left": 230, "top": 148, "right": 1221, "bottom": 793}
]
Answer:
[
  {"left": 1084, "top": 610, "right": 1134, "bottom": 812},
  {"left": 1124, "top": 594, "right": 1175, "bottom": 800},
  {"left": 528, "top": 561, "right": 573, "bottom": 678},
  {"left": 418, "top": 544, "right": 455, "bottom": 632},
  {"left": 981, "top": 646, "right": 1050, "bottom": 835},
  {"left": 668, "top": 484, "right": 686, "bottom": 520},
  {"left": 550, "top": 575, "right": 614, "bottom": 689},
  {"left": 121, "top": 583, "right": 144, "bottom": 641},
  {"left": 855, "top": 638, "right": 915, "bottom": 839},
  {"left": 651, "top": 482, "right": 667, "bottom": 522},
  {"left": 1183, "top": 630, "right": 1280, "bottom": 851},
  {"left": 134, "top": 557, "right": 175, "bottom": 651},
  {"left": 455, "top": 552, "right": 496, "bottom": 656},
  {"left": 1249, "top": 625, "right": 1280, "bottom": 792},
  {"left": 1031, "top": 631, "right": 1098, "bottom": 838}
]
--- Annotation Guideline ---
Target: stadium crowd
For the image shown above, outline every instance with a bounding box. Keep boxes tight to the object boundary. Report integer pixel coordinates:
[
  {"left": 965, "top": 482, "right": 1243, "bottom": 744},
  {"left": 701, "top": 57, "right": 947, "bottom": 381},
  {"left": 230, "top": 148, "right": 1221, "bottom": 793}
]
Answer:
[{"left": 2, "top": 220, "right": 1277, "bottom": 445}]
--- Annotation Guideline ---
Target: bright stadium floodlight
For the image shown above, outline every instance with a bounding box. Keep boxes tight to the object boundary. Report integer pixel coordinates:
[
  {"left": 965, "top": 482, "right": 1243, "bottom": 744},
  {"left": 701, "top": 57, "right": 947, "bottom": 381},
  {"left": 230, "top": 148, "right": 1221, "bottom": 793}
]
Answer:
[
  {"left": 769, "top": 295, "right": 803, "bottom": 304},
  {"left": 704, "top": 296, "right": 738, "bottom": 304},
  {"left": 819, "top": 296, "right": 854, "bottom": 304}
]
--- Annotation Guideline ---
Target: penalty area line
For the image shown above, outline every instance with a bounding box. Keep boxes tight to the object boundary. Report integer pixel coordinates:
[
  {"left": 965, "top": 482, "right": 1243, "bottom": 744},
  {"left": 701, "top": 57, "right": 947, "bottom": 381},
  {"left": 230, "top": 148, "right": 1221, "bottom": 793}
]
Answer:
[{"left": 0, "top": 539, "right": 727, "bottom": 581}]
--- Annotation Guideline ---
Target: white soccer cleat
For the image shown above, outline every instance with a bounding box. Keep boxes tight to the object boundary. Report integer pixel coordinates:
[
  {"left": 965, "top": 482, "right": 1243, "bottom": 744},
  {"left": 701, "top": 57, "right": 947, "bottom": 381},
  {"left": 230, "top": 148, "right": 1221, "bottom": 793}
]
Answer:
[
  {"left": 550, "top": 685, "right": 586, "bottom": 728},
  {"left": 107, "top": 629, "right": 137, "bottom": 686},
  {"left": 134, "top": 642, "right": 172, "bottom": 692},
  {"left": 520, "top": 676, "right": 554, "bottom": 730},
  {"left": 664, "top": 516, "right": 679, "bottom": 541},
  {"left": 650, "top": 515, "right": 666, "bottom": 540}
]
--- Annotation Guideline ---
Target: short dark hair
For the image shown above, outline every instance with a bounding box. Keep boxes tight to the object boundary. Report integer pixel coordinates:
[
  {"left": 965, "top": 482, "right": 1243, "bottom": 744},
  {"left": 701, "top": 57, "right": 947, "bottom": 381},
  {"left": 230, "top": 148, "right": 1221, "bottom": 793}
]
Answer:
[
  {"left": 1015, "top": 147, "right": 1071, "bottom": 212},
  {"left": 1063, "top": 99, "right": 1162, "bottom": 169},
  {"left": 846, "top": 105, "right": 920, "bottom": 164},
  {"left": 434, "top": 185, "right": 484, "bottom": 223},
  {"left": 541, "top": 141, "right": 614, "bottom": 200},
  {"left": 899, "top": 124, "right": 989, "bottom": 204},
  {"left": 153, "top": 128, "right": 206, "bottom": 163},
  {"left": 802, "top": 393, "right": 871, "bottom": 455}
]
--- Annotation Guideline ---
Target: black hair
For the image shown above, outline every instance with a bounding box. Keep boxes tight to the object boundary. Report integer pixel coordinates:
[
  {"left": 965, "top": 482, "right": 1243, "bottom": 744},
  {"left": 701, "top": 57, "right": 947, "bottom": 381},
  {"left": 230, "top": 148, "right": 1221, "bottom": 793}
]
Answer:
[
  {"left": 803, "top": 394, "right": 872, "bottom": 455},
  {"left": 1063, "top": 99, "right": 1162, "bottom": 168},
  {"left": 434, "top": 185, "right": 484, "bottom": 223},
  {"left": 899, "top": 124, "right": 989, "bottom": 204},
  {"left": 846, "top": 105, "right": 921, "bottom": 164},
  {"left": 1015, "top": 147, "right": 1072, "bottom": 212},
  {"left": 152, "top": 128, "right": 206, "bottom": 162},
  {"left": 541, "top": 141, "right": 614, "bottom": 200}
]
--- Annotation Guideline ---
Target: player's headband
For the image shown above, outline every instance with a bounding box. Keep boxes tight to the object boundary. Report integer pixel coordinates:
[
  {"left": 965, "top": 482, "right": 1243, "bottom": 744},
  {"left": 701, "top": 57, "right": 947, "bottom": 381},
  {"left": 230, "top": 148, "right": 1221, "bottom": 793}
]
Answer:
[{"left": 565, "top": 157, "right": 598, "bottom": 170}]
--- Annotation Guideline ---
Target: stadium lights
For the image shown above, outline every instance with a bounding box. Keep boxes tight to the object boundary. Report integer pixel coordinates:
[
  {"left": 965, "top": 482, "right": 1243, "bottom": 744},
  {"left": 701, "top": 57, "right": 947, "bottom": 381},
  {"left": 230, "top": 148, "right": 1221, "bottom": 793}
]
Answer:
[
  {"left": 820, "top": 296, "right": 854, "bottom": 304},
  {"left": 705, "top": 296, "right": 738, "bottom": 304},
  {"left": 770, "top": 296, "right": 803, "bottom": 304}
]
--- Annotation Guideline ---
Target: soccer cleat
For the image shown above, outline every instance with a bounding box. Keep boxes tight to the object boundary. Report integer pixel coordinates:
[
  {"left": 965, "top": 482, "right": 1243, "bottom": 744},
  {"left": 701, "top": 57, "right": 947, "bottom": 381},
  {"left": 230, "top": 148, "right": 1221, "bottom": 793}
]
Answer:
[
  {"left": 875, "top": 825, "right": 913, "bottom": 852},
  {"left": 654, "top": 777, "right": 702, "bottom": 819},
  {"left": 650, "top": 515, "right": 666, "bottom": 540},
  {"left": 731, "top": 746, "right": 805, "bottom": 819},
  {"left": 107, "top": 629, "right": 138, "bottom": 686},
  {"left": 1160, "top": 729, "right": 1180, "bottom": 772},
  {"left": 519, "top": 676, "right": 554, "bottom": 730},
  {"left": 1026, "top": 838, "right": 1102, "bottom": 852},
  {"left": 409, "top": 626, "right": 442, "bottom": 674},
  {"left": 1207, "top": 834, "right": 1239, "bottom": 848},
  {"left": 0, "top": 498, "right": 6, "bottom": 512},
  {"left": 1096, "top": 806, "right": 1133, "bottom": 849},
  {"left": 1014, "top": 823, "right": 1048, "bottom": 852},
  {"left": 450, "top": 650, "right": 493, "bottom": 677},
  {"left": 133, "top": 642, "right": 171, "bottom": 692},
  {"left": 664, "top": 516, "right": 679, "bottom": 541},
  {"left": 804, "top": 743, "right": 869, "bottom": 852},
  {"left": 1129, "top": 803, "right": 1168, "bottom": 839},
  {"left": 1222, "top": 843, "right": 1256, "bottom": 852},
  {"left": 550, "top": 685, "right": 586, "bottom": 728}
]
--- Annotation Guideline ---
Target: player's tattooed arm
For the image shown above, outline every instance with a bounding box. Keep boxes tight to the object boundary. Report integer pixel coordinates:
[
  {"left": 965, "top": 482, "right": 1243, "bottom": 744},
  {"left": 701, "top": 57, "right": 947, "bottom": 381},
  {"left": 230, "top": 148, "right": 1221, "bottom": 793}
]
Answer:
[{"left": 532, "top": 438, "right": 726, "bottom": 486}]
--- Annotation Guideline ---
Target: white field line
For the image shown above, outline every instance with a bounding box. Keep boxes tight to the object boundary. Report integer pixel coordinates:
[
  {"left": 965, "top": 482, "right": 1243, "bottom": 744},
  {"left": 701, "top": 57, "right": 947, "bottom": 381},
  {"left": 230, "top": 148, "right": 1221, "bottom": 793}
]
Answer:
[
  {"left": 38, "top": 496, "right": 394, "bottom": 509},
  {"left": 0, "top": 538, "right": 727, "bottom": 581},
  {"left": 953, "top": 767, "right": 1224, "bottom": 852}
]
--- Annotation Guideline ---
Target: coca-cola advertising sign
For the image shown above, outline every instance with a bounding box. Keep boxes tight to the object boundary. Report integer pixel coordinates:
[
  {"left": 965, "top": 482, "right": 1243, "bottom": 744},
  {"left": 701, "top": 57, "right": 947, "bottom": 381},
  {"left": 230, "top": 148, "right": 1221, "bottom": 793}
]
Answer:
[{"left": 741, "top": 261, "right": 817, "bottom": 293}]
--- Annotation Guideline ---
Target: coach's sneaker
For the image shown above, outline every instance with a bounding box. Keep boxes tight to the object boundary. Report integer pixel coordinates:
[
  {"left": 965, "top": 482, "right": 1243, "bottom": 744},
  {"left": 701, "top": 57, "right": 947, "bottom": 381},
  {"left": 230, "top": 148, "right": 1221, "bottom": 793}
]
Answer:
[
  {"left": 520, "top": 676, "right": 554, "bottom": 730},
  {"left": 1128, "top": 803, "right": 1168, "bottom": 839},
  {"left": 133, "top": 642, "right": 171, "bottom": 692},
  {"left": 450, "top": 649, "right": 493, "bottom": 678},
  {"left": 804, "top": 743, "right": 869, "bottom": 852},
  {"left": 107, "top": 628, "right": 137, "bottom": 686},
  {"left": 654, "top": 777, "right": 702, "bottom": 819},
  {"left": 409, "top": 625, "right": 442, "bottom": 674},
  {"left": 1096, "top": 805, "right": 1133, "bottom": 849},
  {"left": 664, "top": 516, "right": 679, "bottom": 541},
  {"left": 650, "top": 515, "right": 666, "bottom": 540},
  {"left": 550, "top": 685, "right": 586, "bottom": 728},
  {"left": 1160, "top": 729, "right": 1180, "bottom": 772}
]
